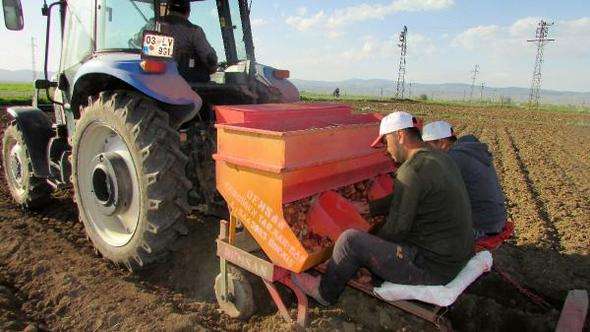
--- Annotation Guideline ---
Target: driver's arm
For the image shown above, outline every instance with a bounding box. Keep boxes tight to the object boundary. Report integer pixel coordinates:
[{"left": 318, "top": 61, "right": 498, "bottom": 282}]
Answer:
[{"left": 192, "top": 26, "right": 218, "bottom": 74}]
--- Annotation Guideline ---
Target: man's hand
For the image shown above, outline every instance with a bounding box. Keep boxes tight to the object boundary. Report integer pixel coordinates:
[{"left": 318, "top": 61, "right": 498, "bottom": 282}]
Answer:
[{"left": 351, "top": 201, "right": 369, "bottom": 215}]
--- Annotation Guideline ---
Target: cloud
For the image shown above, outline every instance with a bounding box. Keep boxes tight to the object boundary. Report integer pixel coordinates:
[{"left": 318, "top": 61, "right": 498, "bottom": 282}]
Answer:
[
  {"left": 285, "top": 11, "right": 326, "bottom": 31},
  {"left": 409, "top": 33, "right": 437, "bottom": 56},
  {"left": 509, "top": 17, "right": 540, "bottom": 37},
  {"left": 340, "top": 37, "right": 382, "bottom": 61},
  {"left": 338, "top": 32, "right": 436, "bottom": 63},
  {"left": 251, "top": 18, "right": 269, "bottom": 28},
  {"left": 286, "top": 0, "right": 454, "bottom": 34},
  {"left": 451, "top": 25, "right": 500, "bottom": 51},
  {"left": 296, "top": 6, "right": 307, "bottom": 16},
  {"left": 451, "top": 17, "right": 590, "bottom": 59}
]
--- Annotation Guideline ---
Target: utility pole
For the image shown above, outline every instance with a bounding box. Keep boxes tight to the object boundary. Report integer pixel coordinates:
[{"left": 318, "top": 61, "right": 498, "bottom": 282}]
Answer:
[
  {"left": 408, "top": 82, "right": 413, "bottom": 98},
  {"left": 469, "top": 64, "right": 479, "bottom": 102},
  {"left": 31, "top": 37, "right": 37, "bottom": 82},
  {"left": 395, "top": 25, "right": 408, "bottom": 99},
  {"left": 527, "top": 20, "right": 555, "bottom": 109},
  {"left": 480, "top": 82, "right": 485, "bottom": 102},
  {"left": 31, "top": 37, "right": 39, "bottom": 106}
]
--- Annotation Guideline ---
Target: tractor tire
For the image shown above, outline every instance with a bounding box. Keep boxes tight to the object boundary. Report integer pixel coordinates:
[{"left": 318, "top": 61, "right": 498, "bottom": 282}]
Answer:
[
  {"left": 71, "top": 91, "right": 191, "bottom": 271},
  {"left": 1, "top": 123, "right": 51, "bottom": 208},
  {"left": 183, "top": 122, "right": 228, "bottom": 218}
]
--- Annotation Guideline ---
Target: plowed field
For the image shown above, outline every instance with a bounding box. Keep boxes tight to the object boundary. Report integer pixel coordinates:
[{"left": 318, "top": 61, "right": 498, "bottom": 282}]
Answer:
[{"left": 0, "top": 101, "right": 588, "bottom": 331}]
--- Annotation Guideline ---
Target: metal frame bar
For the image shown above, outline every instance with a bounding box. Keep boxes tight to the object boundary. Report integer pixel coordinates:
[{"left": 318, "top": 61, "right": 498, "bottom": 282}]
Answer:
[
  {"left": 237, "top": 0, "right": 255, "bottom": 62},
  {"left": 217, "top": 217, "right": 451, "bottom": 331},
  {"left": 216, "top": 0, "right": 238, "bottom": 65}
]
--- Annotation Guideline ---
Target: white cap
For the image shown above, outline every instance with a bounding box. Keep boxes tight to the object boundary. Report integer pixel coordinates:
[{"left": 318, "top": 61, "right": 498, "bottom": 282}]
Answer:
[
  {"left": 371, "top": 111, "right": 417, "bottom": 148},
  {"left": 422, "top": 120, "right": 455, "bottom": 142}
]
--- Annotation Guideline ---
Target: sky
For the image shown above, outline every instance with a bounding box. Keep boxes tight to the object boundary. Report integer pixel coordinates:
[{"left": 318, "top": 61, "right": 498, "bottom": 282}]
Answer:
[{"left": 0, "top": 0, "right": 589, "bottom": 92}]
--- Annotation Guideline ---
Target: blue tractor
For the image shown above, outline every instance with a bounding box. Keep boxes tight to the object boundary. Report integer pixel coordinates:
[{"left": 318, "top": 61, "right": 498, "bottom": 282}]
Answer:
[{"left": 1, "top": 0, "right": 299, "bottom": 271}]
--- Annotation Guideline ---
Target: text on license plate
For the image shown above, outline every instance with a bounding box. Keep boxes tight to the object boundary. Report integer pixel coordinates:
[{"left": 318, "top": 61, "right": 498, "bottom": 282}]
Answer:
[{"left": 142, "top": 33, "right": 174, "bottom": 58}]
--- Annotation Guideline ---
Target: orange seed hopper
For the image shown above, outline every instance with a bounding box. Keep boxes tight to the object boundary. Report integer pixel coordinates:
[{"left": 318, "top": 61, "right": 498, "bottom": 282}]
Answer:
[{"left": 214, "top": 103, "right": 395, "bottom": 273}]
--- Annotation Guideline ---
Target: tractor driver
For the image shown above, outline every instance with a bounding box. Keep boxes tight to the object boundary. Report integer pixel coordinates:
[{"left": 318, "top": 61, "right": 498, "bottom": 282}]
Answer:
[
  {"left": 292, "top": 112, "right": 475, "bottom": 306},
  {"left": 133, "top": 0, "right": 218, "bottom": 83}
]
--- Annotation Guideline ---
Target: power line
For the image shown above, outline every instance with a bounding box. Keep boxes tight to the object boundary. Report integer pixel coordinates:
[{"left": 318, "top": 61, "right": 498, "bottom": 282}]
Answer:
[
  {"left": 395, "top": 25, "right": 408, "bottom": 99},
  {"left": 469, "top": 64, "right": 479, "bottom": 102},
  {"left": 527, "top": 20, "right": 555, "bottom": 109}
]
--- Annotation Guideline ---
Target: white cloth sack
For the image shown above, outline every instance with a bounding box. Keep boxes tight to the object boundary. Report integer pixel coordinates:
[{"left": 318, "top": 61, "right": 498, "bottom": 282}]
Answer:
[{"left": 373, "top": 250, "right": 493, "bottom": 307}]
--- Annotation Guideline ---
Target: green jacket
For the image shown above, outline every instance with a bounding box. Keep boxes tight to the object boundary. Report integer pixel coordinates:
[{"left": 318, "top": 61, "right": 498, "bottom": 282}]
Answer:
[{"left": 370, "top": 148, "right": 474, "bottom": 282}]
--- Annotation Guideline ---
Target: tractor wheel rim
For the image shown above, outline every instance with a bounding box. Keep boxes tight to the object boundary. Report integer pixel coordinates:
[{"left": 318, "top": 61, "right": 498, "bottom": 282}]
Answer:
[
  {"left": 77, "top": 122, "right": 141, "bottom": 247},
  {"left": 9, "top": 143, "right": 24, "bottom": 189}
]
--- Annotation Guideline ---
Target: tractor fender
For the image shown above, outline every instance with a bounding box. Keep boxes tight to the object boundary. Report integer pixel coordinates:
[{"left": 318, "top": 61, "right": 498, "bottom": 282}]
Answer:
[
  {"left": 6, "top": 107, "right": 53, "bottom": 178},
  {"left": 72, "top": 53, "right": 201, "bottom": 110},
  {"left": 254, "top": 63, "right": 300, "bottom": 103}
]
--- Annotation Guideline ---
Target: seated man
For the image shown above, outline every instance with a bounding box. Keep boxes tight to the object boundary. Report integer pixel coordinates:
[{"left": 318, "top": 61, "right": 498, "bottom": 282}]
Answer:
[
  {"left": 133, "top": 0, "right": 218, "bottom": 82},
  {"left": 292, "top": 111, "right": 474, "bottom": 305},
  {"left": 422, "top": 121, "right": 506, "bottom": 239}
]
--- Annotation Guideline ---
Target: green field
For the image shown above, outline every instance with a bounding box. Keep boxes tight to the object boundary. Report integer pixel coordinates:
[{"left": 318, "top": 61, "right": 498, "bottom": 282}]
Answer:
[
  {"left": 1, "top": 83, "right": 587, "bottom": 114},
  {"left": 0, "top": 83, "right": 37, "bottom": 105}
]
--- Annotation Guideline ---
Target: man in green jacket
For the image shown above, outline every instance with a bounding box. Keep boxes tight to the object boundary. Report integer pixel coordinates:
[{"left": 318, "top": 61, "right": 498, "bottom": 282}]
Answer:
[{"left": 292, "top": 111, "right": 474, "bottom": 305}]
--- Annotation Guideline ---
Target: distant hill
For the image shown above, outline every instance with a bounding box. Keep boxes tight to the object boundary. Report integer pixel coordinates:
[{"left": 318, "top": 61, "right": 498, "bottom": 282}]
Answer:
[
  {"left": 2, "top": 69, "right": 587, "bottom": 105},
  {"left": 0, "top": 69, "right": 55, "bottom": 83},
  {"left": 292, "top": 78, "right": 590, "bottom": 106}
]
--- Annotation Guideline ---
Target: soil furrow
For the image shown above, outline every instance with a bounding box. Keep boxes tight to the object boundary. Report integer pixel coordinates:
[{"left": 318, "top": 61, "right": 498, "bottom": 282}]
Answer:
[
  {"left": 504, "top": 128, "right": 563, "bottom": 251},
  {"left": 494, "top": 126, "right": 556, "bottom": 249},
  {"left": 508, "top": 128, "right": 590, "bottom": 255}
]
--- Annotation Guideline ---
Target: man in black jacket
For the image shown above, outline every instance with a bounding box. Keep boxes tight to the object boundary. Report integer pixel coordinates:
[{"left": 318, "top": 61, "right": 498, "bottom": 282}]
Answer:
[
  {"left": 422, "top": 120, "right": 507, "bottom": 239},
  {"left": 132, "top": 0, "right": 218, "bottom": 82}
]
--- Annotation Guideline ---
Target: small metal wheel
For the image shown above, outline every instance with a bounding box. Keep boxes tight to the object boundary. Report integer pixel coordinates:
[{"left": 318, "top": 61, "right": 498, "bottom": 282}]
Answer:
[{"left": 214, "top": 266, "right": 256, "bottom": 320}]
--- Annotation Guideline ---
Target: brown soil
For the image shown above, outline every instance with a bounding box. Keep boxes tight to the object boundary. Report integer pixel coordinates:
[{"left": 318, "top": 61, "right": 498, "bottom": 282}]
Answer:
[{"left": 1, "top": 103, "right": 589, "bottom": 331}]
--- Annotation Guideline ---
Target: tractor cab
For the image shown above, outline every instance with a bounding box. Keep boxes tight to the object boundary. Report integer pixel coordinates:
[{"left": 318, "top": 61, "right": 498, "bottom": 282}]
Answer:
[
  {"left": 3, "top": 0, "right": 298, "bottom": 117},
  {"left": 101, "top": 0, "right": 263, "bottom": 103}
]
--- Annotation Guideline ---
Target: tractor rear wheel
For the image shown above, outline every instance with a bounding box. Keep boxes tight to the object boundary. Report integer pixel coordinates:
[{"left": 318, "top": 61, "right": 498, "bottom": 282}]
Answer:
[
  {"left": 71, "top": 91, "right": 191, "bottom": 270},
  {"left": 1, "top": 124, "right": 51, "bottom": 208}
]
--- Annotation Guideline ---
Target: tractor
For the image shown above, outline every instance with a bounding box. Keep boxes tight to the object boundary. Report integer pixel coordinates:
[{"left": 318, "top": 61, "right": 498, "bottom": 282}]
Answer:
[{"left": 1, "top": 0, "right": 299, "bottom": 271}]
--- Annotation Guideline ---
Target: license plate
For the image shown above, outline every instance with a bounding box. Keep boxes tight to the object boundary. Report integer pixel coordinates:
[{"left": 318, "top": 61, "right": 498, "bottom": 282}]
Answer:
[{"left": 142, "top": 32, "right": 174, "bottom": 59}]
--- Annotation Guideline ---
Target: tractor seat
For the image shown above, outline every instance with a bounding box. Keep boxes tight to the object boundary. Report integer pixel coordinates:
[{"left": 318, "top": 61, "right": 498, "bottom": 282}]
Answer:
[{"left": 475, "top": 221, "right": 515, "bottom": 252}]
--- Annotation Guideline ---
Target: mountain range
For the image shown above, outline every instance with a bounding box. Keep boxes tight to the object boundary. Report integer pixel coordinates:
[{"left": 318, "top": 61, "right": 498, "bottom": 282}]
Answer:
[
  {"left": 1, "top": 69, "right": 587, "bottom": 105},
  {"left": 291, "top": 78, "right": 589, "bottom": 106},
  {"left": 0, "top": 69, "right": 53, "bottom": 82}
]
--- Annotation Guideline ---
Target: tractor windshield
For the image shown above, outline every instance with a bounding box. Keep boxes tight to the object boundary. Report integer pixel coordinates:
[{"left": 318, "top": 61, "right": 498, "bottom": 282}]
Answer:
[
  {"left": 96, "top": 0, "right": 155, "bottom": 51},
  {"left": 187, "top": 1, "right": 247, "bottom": 63},
  {"left": 96, "top": 0, "right": 249, "bottom": 64}
]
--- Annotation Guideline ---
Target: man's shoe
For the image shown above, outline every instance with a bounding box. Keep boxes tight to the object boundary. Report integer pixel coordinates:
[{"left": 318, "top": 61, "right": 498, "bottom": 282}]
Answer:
[{"left": 291, "top": 272, "right": 330, "bottom": 306}]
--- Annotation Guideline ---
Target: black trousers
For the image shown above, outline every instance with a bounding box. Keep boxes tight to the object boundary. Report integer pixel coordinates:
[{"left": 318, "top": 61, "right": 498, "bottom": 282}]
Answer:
[{"left": 319, "top": 229, "right": 441, "bottom": 304}]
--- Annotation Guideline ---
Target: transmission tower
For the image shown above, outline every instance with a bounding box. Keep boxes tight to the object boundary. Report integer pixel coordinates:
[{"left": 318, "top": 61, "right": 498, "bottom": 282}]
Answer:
[
  {"left": 31, "top": 37, "right": 38, "bottom": 82},
  {"left": 527, "top": 20, "right": 555, "bottom": 109},
  {"left": 469, "top": 64, "right": 479, "bottom": 102},
  {"left": 394, "top": 25, "right": 408, "bottom": 99}
]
